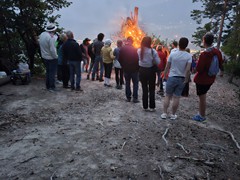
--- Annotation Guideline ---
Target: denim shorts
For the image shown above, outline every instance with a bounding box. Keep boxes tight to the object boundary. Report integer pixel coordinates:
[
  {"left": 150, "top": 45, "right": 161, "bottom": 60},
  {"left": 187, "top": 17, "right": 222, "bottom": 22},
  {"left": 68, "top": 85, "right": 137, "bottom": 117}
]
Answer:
[{"left": 166, "top": 76, "right": 185, "bottom": 97}]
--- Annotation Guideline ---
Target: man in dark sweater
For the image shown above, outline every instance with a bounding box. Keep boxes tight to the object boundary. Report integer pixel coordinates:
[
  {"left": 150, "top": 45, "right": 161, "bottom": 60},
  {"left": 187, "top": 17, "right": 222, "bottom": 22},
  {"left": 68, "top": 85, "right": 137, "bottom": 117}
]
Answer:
[
  {"left": 62, "top": 31, "right": 83, "bottom": 91},
  {"left": 119, "top": 36, "right": 139, "bottom": 102}
]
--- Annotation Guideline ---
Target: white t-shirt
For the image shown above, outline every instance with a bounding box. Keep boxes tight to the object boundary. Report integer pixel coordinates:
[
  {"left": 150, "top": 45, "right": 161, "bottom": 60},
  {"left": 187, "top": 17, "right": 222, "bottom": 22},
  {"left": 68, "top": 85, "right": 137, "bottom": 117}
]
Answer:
[{"left": 167, "top": 50, "right": 192, "bottom": 77}]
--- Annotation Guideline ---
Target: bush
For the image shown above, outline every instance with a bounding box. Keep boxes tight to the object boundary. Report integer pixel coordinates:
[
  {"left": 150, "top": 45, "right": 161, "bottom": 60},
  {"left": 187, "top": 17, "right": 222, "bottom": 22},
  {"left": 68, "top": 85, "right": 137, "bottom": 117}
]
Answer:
[{"left": 224, "top": 60, "right": 240, "bottom": 77}]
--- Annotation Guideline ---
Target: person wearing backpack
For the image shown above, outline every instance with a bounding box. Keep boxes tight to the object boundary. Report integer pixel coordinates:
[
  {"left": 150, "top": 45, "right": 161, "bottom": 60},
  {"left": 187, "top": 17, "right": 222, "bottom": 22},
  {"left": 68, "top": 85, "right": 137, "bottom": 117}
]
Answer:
[{"left": 193, "top": 32, "right": 224, "bottom": 122}]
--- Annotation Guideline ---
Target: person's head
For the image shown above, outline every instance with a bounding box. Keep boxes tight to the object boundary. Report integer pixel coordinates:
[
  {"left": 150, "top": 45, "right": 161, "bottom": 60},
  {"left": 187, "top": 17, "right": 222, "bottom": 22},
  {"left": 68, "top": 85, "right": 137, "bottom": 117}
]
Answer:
[
  {"left": 60, "top": 33, "right": 68, "bottom": 42},
  {"left": 97, "top": 33, "right": 104, "bottom": 41},
  {"left": 45, "top": 23, "right": 57, "bottom": 32},
  {"left": 127, "top": 36, "right": 134, "bottom": 45},
  {"left": 178, "top": 37, "right": 189, "bottom": 50},
  {"left": 185, "top": 48, "right": 190, "bottom": 53},
  {"left": 83, "top": 38, "right": 91, "bottom": 45},
  {"left": 66, "top": 31, "right": 74, "bottom": 39},
  {"left": 156, "top": 45, "right": 163, "bottom": 51},
  {"left": 141, "top": 36, "right": 152, "bottom": 49},
  {"left": 140, "top": 36, "right": 152, "bottom": 60},
  {"left": 104, "top": 39, "right": 112, "bottom": 46},
  {"left": 117, "top": 40, "right": 123, "bottom": 48},
  {"left": 203, "top": 32, "right": 214, "bottom": 47},
  {"left": 172, "top": 41, "right": 178, "bottom": 48}
]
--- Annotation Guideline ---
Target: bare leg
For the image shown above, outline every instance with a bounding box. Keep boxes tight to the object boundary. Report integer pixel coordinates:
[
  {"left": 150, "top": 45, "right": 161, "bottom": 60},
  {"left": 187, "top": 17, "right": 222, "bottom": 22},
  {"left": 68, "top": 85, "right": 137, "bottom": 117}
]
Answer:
[
  {"left": 163, "top": 95, "right": 171, "bottom": 114},
  {"left": 172, "top": 96, "right": 180, "bottom": 115},
  {"left": 199, "top": 94, "right": 207, "bottom": 117}
]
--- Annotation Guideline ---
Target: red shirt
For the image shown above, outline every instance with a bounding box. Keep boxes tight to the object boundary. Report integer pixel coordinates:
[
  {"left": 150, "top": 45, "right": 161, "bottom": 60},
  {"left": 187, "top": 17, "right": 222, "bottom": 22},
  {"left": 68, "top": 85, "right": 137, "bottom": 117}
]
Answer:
[
  {"left": 157, "top": 50, "right": 167, "bottom": 71},
  {"left": 194, "top": 48, "right": 223, "bottom": 85}
]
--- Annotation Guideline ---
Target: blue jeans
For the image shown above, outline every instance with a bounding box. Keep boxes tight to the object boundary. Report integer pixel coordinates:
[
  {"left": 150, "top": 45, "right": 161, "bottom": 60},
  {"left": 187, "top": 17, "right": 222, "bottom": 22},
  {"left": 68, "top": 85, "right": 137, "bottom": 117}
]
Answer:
[
  {"left": 124, "top": 72, "right": 139, "bottom": 100},
  {"left": 69, "top": 61, "right": 81, "bottom": 89},
  {"left": 166, "top": 76, "right": 185, "bottom": 97},
  {"left": 92, "top": 56, "right": 104, "bottom": 79},
  {"left": 44, "top": 59, "right": 58, "bottom": 90}
]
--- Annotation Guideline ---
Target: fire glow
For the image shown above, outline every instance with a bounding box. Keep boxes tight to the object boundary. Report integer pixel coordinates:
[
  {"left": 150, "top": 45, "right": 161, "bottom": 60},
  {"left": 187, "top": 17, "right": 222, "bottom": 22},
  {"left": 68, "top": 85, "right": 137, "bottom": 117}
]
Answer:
[{"left": 120, "top": 7, "right": 145, "bottom": 48}]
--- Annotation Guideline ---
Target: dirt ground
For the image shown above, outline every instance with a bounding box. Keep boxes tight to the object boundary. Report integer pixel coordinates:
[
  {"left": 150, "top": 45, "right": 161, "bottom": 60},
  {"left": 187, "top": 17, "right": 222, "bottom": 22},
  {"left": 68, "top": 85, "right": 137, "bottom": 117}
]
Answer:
[{"left": 0, "top": 72, "right": 239, "bottom": 180}]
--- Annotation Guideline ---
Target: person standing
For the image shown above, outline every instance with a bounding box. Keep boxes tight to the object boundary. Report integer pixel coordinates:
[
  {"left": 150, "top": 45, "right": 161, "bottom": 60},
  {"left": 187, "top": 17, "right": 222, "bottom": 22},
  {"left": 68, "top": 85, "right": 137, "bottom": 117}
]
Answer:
[
  {"left": 101, "top": 39, "right": 115, "bottom": 87},
  {"left": 170, "top": 40, "right": 178, "bottom": 53},
  {"left": 62, "top": 31, "right": 83, "bottom": 91},
  {"left": 87, "top": 39, "right": 97, "bottom": 80},
  {"left": 113, "top": 40, "right": 124, "bottom": 89},
  {"left": 92, "top": 33, "right": 105, "bottom": 82},
  {"left": 138, "top": 37, "right": 160, "bottom": 111},
  {"left": 39, "top": 23, "right": 58, "bottom": 92},
  {"left": 193, "top": 32, "right": 224, "bottom": 122},
  {"left": 119, "top": 37, "right": 139, "bottom": 103},
  {"left": 80, "top": 38, "right": 91, "bottom": 73},
  {"left": 161, "top": 37, "right": 192, "bottom": 120},
  {"left": 156, "top": 45, "right": 167, "bottom": 95}
]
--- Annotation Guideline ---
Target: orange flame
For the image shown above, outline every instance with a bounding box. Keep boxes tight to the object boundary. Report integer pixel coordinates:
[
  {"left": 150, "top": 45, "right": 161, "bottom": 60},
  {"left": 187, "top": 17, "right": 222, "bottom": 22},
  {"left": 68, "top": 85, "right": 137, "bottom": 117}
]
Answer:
[{"left": 121, "top": 8, "right": 145, "bottom": 48}]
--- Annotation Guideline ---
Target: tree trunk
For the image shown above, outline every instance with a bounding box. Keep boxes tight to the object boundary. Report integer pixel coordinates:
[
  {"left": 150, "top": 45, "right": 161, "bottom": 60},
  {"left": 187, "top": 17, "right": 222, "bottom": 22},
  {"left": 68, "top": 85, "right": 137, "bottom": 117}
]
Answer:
[{"left": 217, "top": 0, "right": 228, "bottom": 49}]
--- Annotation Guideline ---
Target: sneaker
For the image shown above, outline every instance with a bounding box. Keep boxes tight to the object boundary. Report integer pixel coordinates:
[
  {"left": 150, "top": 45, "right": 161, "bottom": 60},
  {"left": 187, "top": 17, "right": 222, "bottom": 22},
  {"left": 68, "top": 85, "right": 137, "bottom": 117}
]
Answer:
[
  {"left": 99, "top": 78, "right": 104, "bottom": 82},
  {"left": 76, "top": 87, "right": 83, "bottom": 91},
  {"left": 48, "top": 89, "right": 55, "bottom": 93},
  {"left": 170, "top": 114, "right": 177, "bottom": 120},
  {"left": 192, "top": 114, "right": 206, "bottom": 122},
  {"left": 161, "top": 113, "right": 167, "bottom": 119},
  {"left": 143, "top": 108, "right": 148, "bottom": 111},
  {"left": 133, "top": 98, "right": 139, "bottom": 103},
  {"left": 126, "top": 98, "right": 131, "bottom": 102},
  {"left": 149, "top": 108, "right": 156, "bottom": 112}
]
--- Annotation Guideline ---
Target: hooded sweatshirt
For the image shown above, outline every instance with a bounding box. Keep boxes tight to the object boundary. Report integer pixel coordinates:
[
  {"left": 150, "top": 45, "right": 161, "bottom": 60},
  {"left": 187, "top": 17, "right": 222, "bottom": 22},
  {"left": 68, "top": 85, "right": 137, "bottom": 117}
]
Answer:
[
  {"left": 101, "top": 45, "right": 115, "bottom": 64},
  {"left": 194, "top": 47, "right": 223, "bottom": 85}
]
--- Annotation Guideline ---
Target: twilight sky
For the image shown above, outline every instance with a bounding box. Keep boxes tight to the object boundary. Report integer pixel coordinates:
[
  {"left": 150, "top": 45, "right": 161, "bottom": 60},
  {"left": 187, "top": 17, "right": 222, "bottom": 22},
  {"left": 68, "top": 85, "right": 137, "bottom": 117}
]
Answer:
[{"left": 57, "top": 0, "right": 204, "bottom": 49}]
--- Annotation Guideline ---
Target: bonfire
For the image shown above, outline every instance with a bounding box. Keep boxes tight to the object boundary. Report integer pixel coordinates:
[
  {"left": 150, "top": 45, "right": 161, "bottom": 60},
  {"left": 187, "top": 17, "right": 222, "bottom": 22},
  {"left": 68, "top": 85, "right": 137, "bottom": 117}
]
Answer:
[{"left": 112, "top": 7, "right": 146, "bottom": 48}]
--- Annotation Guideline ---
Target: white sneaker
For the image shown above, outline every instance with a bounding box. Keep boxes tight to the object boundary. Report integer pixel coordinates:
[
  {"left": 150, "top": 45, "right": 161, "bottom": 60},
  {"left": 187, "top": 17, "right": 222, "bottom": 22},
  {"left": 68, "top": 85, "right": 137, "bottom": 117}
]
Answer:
[
  {"left": 161, "top": 113, "right": 167, "bottom": 119},
  {"left": 149, "top": 108, "right": 156, "bottom": 112},
  {"left": 170, "top": 114, "right": 177, "bottom": 120}
]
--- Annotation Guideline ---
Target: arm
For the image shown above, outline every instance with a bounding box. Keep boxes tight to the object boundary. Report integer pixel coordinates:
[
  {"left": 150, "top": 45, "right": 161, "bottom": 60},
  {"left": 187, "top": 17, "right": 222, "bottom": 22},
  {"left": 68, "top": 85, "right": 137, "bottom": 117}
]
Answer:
[
  {"left": 163, "top": 61, "right": 171, "bottom": 80},
  {"left": 184, "top": 63, "right": 192, "bottom": 83},
  {"left": 49, "top": 37, "right": 58, "bottom": 59}
]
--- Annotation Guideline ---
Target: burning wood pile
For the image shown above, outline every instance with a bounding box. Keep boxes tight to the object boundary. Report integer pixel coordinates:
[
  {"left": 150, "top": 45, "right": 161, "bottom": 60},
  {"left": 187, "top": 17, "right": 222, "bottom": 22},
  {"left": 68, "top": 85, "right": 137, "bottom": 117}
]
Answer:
[{"left": 113, "top": 7, "right": 146, "bottom": 48}]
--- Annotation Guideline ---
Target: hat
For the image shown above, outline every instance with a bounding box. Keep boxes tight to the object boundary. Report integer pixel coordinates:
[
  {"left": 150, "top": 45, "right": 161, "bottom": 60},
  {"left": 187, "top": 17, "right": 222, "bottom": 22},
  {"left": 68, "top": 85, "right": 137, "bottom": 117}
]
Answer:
[
  {"left": 104, "top": 39, "right": 112, "bottom": 46},
  {"left": 45, "top": 23, "right": 57, "bottom": 32}
]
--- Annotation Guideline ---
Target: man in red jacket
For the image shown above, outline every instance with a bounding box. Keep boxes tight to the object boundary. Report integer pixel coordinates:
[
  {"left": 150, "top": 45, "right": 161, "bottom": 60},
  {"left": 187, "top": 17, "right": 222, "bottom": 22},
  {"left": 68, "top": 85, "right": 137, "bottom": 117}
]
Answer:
[{"left": 193, "top": 32, "right": 224, "bottom": 122}]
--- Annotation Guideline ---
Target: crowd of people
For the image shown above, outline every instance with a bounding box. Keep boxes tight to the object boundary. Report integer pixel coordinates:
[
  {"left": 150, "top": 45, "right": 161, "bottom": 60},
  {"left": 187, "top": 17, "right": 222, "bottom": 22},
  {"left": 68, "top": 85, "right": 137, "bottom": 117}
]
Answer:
[{"left": 38, "top": 23, "right": 224, "bottom": 122}]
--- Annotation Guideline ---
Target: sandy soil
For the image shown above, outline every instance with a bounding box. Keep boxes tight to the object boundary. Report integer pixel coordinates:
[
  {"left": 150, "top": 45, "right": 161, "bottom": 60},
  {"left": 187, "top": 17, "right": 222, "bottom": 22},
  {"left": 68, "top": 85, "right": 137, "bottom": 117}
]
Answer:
[{"left": 0, "top": 72, "right": 239, "bottom": 180}]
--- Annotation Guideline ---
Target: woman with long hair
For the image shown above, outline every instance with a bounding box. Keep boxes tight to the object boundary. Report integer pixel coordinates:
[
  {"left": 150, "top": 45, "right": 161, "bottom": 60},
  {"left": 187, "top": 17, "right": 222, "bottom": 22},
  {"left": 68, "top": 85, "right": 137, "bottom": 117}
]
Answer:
[{"left": 137, "top": 36, "right": 160, "bottom": 111}]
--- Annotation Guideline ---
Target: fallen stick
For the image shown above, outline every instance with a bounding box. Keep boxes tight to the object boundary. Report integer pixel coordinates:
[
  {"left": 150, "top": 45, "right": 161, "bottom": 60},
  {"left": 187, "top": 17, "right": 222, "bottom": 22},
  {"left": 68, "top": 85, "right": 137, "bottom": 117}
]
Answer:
[
  {"left": 50, "top": 170, "right": 57, "bottom": 180},
  {"left": 224, "top": 131, "right": 240, "bottom": 150},
  {"left": 168, "top": 155, "right": 214, "bottom": 166},
  {"left": 176, "top": 143, "right": 191, "bottom": 154},
  {"left": 162, "top": 128, "right": 169, "bottom": 146},
  {"left": 120, "top": 141, "right": 126, "bottom": 150},
  {"left": 157, "top": 165, "right": 164, "bottom": 179}
]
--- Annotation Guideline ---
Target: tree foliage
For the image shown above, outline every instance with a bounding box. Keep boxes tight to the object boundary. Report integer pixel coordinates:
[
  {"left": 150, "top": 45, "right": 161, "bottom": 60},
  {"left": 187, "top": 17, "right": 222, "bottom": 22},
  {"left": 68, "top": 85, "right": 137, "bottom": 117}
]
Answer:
[
  {"left": 0, "top": 0, "right": 71, "bottom": 73},
  {"left": 191, "top": 0, "right": 238, "bottom": 48}
]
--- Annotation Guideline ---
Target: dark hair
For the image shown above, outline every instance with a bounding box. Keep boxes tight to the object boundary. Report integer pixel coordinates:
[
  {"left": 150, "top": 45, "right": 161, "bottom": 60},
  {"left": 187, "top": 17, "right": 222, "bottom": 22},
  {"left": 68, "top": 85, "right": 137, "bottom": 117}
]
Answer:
[
  {"left": 127, "top": 36, "right": 134, "bottom": 43},
  {"left": 178, "top": 37, "right": 189, "bottom": 49},
  {"left": 203, "top": 32, "right": 214, "bottom": 46},
  {"left": 97, "top": 33, "right": 104, "bottom": 41},
  {"left": 172, "top": 41, "right": 178, "bottom": 47},
  {"left": 140, "top": 36, "right": 152, "bottom": 60}
]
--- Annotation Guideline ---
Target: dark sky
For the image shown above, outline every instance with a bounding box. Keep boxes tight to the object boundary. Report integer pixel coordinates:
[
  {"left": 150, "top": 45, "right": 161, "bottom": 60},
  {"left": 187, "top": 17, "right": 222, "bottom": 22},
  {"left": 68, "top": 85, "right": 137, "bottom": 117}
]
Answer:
[{"left": 57, "top": 0, "right": 204, "bottom": 49}]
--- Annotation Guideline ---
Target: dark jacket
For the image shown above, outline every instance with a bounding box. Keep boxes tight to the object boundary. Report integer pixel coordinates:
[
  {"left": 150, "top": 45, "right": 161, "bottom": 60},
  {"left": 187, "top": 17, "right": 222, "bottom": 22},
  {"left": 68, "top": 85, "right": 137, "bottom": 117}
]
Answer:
[
  {"left": 62, "top": 39, "right": 82, "bottom": 64},
  {"left": 194, "top": 47, "right": 223, "bottom": 85},
  {"left": 119, "top": 44, "right": 139, "bottom": 73},
  {"left": 93, "top": 40, "right": 104, "bottom": 56}
]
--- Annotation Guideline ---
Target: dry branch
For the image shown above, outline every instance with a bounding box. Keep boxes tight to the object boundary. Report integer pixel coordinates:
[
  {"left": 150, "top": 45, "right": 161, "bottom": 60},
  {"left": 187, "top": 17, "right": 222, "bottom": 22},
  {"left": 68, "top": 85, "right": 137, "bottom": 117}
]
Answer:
[
  {"left": 120, "top": 141, "right": 126, "bottom": 150},
  {"left": 162, "top": 128, "right": 169, "bottom": 146},
  {"left": 168, "top": 155, "right": 214, "bottom": 166},
  {"left": 176, "top": 143, "right": 191, "bottom": 154},
  {"left": 157, "top": 165, "right": 164, "bottom": 179}
]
